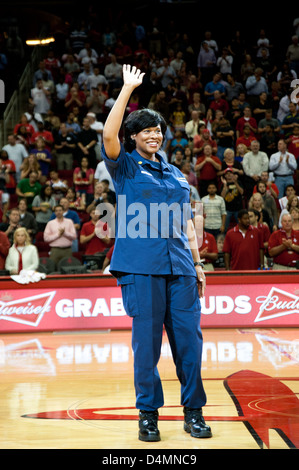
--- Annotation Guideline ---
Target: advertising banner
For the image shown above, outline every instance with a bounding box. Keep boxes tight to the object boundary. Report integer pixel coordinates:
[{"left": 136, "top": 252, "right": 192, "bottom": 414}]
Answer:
[{"left": 0, "top": 276, "right": 298, "bottom": 332}]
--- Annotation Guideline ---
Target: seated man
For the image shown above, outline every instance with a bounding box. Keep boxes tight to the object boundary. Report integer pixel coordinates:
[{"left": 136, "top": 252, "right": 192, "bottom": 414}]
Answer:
[
  {"left": 268, "top": 213, "right": 299, "bottom": 270},
  {"left": 80, "top": 208, "right": 114, "bottom": 256}
]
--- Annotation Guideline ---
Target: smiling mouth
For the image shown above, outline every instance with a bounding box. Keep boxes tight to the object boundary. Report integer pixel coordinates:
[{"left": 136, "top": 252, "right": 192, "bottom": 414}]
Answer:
[{"left": 146, "top": 142, "right": 159, "bottom": 148}]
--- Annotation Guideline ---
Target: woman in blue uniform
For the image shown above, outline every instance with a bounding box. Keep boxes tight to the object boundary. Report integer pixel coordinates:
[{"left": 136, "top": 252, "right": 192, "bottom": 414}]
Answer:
[{"left": 102, "top": 65, "right": 212, "bottom": 442}]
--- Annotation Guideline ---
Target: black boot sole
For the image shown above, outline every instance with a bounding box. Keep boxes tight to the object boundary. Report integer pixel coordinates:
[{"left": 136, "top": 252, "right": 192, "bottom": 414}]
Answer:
[{"left": 138, "top": 432, "right": 161, "bottom": 442}]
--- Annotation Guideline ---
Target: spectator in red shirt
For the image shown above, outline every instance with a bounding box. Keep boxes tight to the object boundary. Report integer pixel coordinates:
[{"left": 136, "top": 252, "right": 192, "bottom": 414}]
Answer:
[
  {"left": 30, "top": 121, "right": 54, "bottom": 152},
  {"left": 253, "top": 171, "right": 279, "bottom": 200},
  {"left": 236, "top": 106, "right": 258, "bottom": 139},
  {"left": 287, "top": 127, "right": 299, "bottom": 188},
  {"left": 193, "top": 213, "right": 218, "bottom": 271},
  {"left": 194, "top": 143, "right": 221, "bottom": 197},
  {"left": 268, "top": 213, "right": 299, "bottom": 270},
  {"left": 209, "top": 90, "right": 229, "bottom": 116},
  {"left": 73, "top": 156, "right": 95, "bottom": 205},
  {"left": 248, "top": 207, "right": 271, "bottom": 256},
  {"left": 13, "top": 114, "right": 35, "bottom": 146},
  {"left": 235, "top": 123, "right": 257, "bottom": 150},
  {"left": 0, "top": 150, "right": 16, "bottom": 193},
  {"left": 102, "top": 244, "right": 115, "bottom": 274},
  {"left": 0, "top": 231, "right": 10, "bottom": 270},
  {"left": 223, "top": 209, "right": 264, "bottom": 270},
  {"left": 80, "top": 208, "right": 114, "bottom": 256},
  {"left": 193, "top": 128, "right": 217, "bottom": 158},
  {"left": 287, "top": 126, "right": 299, "bottom": 159}
]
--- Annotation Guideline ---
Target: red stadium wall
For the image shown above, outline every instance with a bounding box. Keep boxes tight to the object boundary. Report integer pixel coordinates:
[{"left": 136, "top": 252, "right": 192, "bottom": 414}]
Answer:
[{"left": 0, "top": 271, "right": 298, "bottom": 333}]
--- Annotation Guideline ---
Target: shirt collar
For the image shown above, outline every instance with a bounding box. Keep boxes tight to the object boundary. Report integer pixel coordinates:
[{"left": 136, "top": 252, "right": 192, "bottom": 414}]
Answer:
[
  {"left": 234, "top": 224, "right": 254, "bottom": 232},
  {"left": 131, "top": 149, "right": 172, "bottom": 172}
]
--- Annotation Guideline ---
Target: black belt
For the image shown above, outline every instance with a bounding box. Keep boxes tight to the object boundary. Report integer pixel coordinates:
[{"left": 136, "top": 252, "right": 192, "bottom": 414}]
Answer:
[{"left": 274, "top": 173, "right": 293, "bottom": 177}]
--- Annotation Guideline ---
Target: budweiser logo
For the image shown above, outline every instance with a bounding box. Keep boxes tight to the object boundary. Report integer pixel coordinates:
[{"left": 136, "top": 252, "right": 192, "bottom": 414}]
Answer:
[
  {"left": 0, "top": 291, "right": 56, "bottom": 327},
  {"left": 255, "top": 287, "right": 299, "bottom": 323}
]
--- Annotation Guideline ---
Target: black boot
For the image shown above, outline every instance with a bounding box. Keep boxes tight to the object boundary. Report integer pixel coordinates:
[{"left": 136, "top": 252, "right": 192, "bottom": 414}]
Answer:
[
  {"left": 138, "top": 410, "right": 160, "bottom": 442},
  {"left": 183, "top": 407, "right": 212, "bottom": 438}
]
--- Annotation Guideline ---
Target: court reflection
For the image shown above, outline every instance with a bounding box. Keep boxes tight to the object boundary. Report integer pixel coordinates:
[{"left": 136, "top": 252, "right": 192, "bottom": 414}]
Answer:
[
  {"left": 1, "top": 328, "right": 299, "bottom": 375},
  {"left": 1, "top": 328, "right": 299, "bottom": 449}
]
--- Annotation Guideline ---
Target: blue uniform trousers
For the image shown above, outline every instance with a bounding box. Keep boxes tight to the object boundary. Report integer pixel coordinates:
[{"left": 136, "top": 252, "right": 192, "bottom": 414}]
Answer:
[{"left": 119, "top": 273, "right": 207, "bottom": 411}]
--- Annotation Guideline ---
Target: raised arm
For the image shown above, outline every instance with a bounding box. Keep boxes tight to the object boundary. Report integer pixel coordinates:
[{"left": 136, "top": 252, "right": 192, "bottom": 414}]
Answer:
[{"left": 103, "top": 65, "right": 145, "bottom": 160}]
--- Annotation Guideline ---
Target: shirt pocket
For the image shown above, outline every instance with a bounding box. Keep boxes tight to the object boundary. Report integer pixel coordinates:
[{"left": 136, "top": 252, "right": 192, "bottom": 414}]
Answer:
[
  {"left": 134, "top": 171, "right": 161, "bottom": 185},
  {"left": 118, "top": 274, "right": 139, "bottom": 317},
  {"left": 177, "top": 178, "right": 190, "bottom": 192},
  {"left": 133, "top": 172, "right": 161, "bottom": 201}
]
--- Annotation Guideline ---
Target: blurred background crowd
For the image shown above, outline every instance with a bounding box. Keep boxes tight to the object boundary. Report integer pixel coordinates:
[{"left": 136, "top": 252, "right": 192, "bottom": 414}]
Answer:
[{"left": 0, "top": 0, "right": 298, "bottom": 275}]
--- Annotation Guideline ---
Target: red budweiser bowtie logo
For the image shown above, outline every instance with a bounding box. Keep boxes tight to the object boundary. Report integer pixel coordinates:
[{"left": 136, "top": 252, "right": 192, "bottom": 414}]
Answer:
[
  {"left": 0, "top": 291, "right": 56, "bottom": 327},
  {"left": 255, "top": 287, "right": 299, "bottom": 323}
]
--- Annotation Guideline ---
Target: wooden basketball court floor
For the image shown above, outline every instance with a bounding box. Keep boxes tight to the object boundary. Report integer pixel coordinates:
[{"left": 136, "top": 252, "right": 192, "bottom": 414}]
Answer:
[{"left": 1, "top": 327, "right": 299, "bottom": 450}]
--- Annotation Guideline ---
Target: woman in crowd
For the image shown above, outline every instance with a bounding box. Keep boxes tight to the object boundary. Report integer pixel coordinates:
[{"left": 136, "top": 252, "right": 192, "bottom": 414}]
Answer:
[
  {"left": 278, "top": 194, "right": 299, "bottom": 228},
  {"left": 248, "top": 192, "right": 272, "bottom": 229},
  {"left": 73, "top": 156, "right": 94, "bottom": 205},
  {"left": 290, "top": 206, "right": 299, "bottom": 230},
  {"left": 20, "top": 153, "right": 42, "bottom": 181},
  {"left": 32, "top": 185, "right": 56, "bottom": 231},
  {"left": 65, "top": 186, "right": 86, "bottom": 212},
  {"left": 5, "top": 227, "right": 39, "bottom": 274}
]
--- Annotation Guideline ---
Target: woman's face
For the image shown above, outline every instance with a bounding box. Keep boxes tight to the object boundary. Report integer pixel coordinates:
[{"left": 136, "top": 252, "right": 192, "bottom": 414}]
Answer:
[
  {"left": 16, "top": 231, "right": 26, "bottom": 246},
  {"left": 45, "top": 185, "right": 52, "bottom": 196},
  {"left": 132, "top": 126, "right": 163, "bottom": 158},
  {"left": 224, "top": 150, "right": 234, "bottom": 161},
  {"left": 290, "top": 208, "right": 299, "bottom": 219},
  {"left": 252, "top": 195, "right": 262, "bottom": 208},
  {"left": 67, "top": 189, "right": 75, "bottom": 199}
]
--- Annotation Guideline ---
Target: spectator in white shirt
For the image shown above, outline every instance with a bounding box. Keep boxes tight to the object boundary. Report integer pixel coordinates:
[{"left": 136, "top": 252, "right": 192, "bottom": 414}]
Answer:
[
  {"left": 217, "top": 48, "right": 233, "bottom": 76},
  {"left": 2, "top": 134, "right": 28, "bottom": 181},
  {"left": 86, "top": 112, "right": 104, "bottom": 160},
  {"left": 29, "top": 79, "right": 51, "bottom": 115},
  {"left": 269, "top": 139, "right": 297, "bottom": 197},
  {"left": 242, "top": 140, "right": 269, "bottom": 198}
]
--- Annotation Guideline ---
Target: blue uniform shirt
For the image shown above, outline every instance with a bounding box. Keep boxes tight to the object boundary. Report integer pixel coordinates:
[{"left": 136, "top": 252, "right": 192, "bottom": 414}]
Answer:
[{"left": 102, "top": 143, "right": 196, "bottom": 277}]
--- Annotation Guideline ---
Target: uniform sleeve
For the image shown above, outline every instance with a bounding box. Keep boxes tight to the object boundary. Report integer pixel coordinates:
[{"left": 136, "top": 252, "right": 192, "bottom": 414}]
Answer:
[{"left": 101, "top": 143, "right": 133, "bottom": 184}]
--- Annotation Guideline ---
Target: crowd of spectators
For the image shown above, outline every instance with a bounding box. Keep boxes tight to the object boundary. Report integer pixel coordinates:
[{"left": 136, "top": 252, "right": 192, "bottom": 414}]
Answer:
[{"left": 1, "top": 13, "right": 299, "bottom": 274}]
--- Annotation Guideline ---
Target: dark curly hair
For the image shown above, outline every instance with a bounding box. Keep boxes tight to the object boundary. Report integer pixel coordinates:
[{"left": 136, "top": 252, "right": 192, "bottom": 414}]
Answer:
[{"left": 123, "top": 108, "right": 167, "bottom": 152}]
